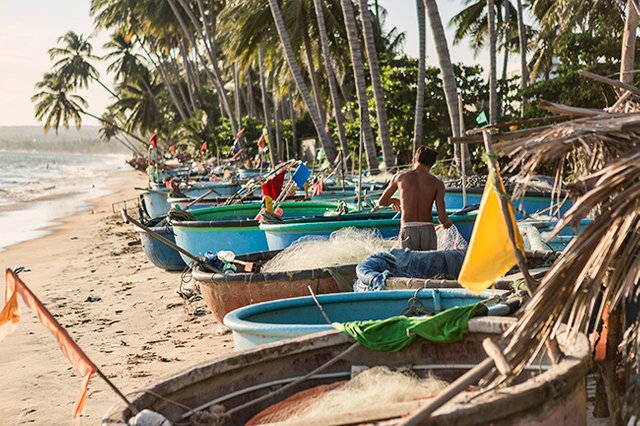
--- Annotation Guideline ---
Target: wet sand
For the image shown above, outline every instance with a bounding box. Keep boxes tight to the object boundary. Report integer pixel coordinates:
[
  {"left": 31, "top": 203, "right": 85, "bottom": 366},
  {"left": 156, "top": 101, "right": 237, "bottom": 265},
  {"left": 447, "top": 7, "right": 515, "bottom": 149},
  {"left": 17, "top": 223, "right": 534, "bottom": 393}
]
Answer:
[{"left": 0, "top": 169, "right": 234, "bottom": 424}]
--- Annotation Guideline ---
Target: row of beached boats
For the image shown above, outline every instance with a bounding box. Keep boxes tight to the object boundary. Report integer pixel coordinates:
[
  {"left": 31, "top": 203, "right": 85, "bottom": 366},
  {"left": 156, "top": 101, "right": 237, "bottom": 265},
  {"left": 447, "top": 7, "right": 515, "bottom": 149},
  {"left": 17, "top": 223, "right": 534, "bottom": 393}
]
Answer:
[{"left": 107, "top": 160, "right": 592, "bottom": 425}]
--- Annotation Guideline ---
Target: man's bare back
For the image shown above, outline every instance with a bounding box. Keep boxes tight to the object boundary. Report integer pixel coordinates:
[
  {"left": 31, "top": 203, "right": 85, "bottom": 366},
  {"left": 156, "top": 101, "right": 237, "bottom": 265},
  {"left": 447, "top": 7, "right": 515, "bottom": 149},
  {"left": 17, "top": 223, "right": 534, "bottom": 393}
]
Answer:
[{"left": 377, "top": 147, "right": 452, "bottom": 227}]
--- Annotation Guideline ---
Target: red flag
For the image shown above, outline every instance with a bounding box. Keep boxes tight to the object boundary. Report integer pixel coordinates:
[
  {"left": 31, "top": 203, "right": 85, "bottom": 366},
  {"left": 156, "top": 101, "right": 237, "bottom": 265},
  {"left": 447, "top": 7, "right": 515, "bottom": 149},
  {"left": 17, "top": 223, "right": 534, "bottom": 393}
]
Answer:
[
  {"left": 149, "top": 133, "right": 158, "bottom": 149},
  {"left": 0, "top": 269, "right": 97, "bottom": 419},
  {"left": 261, "top": 169, "right": 286, "bottom": 199},
  {"left": 168, "top": 145, "right": 175, "bottom": 154},
  {"left": 311, "top": 177, "right": 325, "bottom": 197},
  {"left": 200, "top": 141, "right": 208, "bottom": 153},
  {"left": 257, "top": 133, "right": 266, "bottom": 151}
]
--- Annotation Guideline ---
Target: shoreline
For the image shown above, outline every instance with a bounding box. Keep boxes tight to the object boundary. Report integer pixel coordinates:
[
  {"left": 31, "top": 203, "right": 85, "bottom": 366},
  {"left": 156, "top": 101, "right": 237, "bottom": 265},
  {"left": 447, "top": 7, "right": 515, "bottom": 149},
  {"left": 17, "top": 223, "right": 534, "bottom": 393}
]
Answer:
[{"left": 0, "top": 168, "right": 234, "bottom": 424}]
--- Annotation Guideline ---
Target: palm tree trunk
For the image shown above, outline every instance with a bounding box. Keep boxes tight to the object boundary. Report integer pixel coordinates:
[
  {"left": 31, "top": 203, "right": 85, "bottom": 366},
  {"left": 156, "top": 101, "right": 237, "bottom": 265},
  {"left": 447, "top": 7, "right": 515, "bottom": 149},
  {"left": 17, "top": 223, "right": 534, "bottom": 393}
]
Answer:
[
  {"left": 165, "top": 48, "right": 193, "bottom": 116},
  {"left": 289, "top": 92, "right": 299, "bottom": 158},
  {"left": 233, "top": 61, "right": 242, "bottom": 127},
  {"left": 178, "top": 38, "right": 199, "bottom": 111},
  {"left": 247, "top": 70, "right": 257, "bottom": 118},
  {"left": 413, "top": 0, "right": 426, "bottom": 153},
  {"left": 312, "top": 0, "right": 349, "bottom": 160},
  {"left": 515, "top": 0, "right": 528, "bottom": 116},
  {"left": 115, "top": 135, "right": 142, "bottom": 155},
  {"left": 621, "top": 0, "right": 639, "bottom": 85},
  {"left": 302, "top": 31, "right": 326, "bottom": 126},
  {"left": 82, "top": 109, "right": 147, "bottom": 145},
  {"left": 273, "top": 81, "right": 284, "bottom": 162},
  {"left": 138, "top": 39, "right": 189, "bottom": 121},
  {"left": 92, "top": 77, "right": 120, "bottom": 100},
  {"left": 423, "top": 0, "right": 469, "bottom": 173},
  {"left": 341, "top": 0, "right": 379, "bottom": 172},
  {"left": 501, "top": 1, "right": 510, "bottom": 82},
  {"left": 358, "top": 0, "right": 394, "bottom": 169},
  {"left": 267, "top": 0, "right": 337, "bottom": 163},
  {"left": 172, "top": 0, "right": 237, "bottom": 134},
  {"left": 258, "top": 47, "right": 277, "bottom": 167},
  {"left": 487, "top": 0, "right": 498, "bottom": 124}
]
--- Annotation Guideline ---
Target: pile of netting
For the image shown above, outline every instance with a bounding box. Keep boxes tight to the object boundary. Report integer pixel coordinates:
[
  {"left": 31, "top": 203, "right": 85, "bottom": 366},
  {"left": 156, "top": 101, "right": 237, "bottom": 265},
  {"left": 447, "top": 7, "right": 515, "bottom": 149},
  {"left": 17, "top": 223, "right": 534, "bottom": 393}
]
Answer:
[
  {"left": 518, "top": 223, "right": 550, "bottom": 251},
  {"left": 247, "top": 366, "right": 448, "bottom": 424},
  {"left": 261, "top": 227, "right": 397, "bottom": 273},
  {"left": 436, "top": 224, "right": 468, "bottom": 251}
]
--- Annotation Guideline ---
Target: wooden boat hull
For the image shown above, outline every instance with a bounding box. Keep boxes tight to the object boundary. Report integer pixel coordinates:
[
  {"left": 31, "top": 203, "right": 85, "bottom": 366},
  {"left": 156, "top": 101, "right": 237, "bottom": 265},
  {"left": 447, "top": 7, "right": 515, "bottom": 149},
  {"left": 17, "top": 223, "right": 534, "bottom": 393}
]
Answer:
[
  {"left": 102, "top": 317, "right": 590, "bottom": 426},
  {"left": 135, "top": 225, "right": 186, "bottom": 271},
  {"left": 192, "top": 261, "right": 355, "bottom": 323},
  {"left": 223, "top": 289, "right": 505, "bottom": 350},
  {"left": 172, "top": 201, "right": 347, "bottom": 263}
]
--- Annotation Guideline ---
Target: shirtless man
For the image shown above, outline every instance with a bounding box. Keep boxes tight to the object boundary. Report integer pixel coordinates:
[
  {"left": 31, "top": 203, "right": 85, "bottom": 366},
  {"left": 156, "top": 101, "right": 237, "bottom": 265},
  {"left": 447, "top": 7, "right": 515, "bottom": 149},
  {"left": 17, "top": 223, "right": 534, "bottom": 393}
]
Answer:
[{"left": 378, "top": 146, "right": 452, "bottom": 251}]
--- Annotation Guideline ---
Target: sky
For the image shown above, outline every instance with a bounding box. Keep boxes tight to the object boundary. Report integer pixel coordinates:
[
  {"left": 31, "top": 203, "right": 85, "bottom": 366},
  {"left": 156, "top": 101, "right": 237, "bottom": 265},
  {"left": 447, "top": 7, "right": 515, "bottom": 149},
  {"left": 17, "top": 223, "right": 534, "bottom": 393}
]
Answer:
[{"left": 0, "top": 0, "right": 509, "bottom": 127}]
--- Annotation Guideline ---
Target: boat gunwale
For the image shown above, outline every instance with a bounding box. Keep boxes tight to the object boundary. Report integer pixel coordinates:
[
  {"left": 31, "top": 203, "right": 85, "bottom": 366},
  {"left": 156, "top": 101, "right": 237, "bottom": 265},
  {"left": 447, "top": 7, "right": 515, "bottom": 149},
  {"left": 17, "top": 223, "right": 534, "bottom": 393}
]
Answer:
[
  {"left": 192, "top": 263, "right": 357, "bottom": 284},
  {"left": 101, "top": 319, "right": 590, "bottom": 426}
]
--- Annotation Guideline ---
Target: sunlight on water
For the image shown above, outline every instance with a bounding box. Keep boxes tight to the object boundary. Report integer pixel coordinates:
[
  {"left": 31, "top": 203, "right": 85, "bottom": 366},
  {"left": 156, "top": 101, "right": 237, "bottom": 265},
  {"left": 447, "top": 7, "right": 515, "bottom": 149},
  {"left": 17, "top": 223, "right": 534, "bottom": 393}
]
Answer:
[{"left": 0, "top": 151, "right": 126, "bottom": 252}]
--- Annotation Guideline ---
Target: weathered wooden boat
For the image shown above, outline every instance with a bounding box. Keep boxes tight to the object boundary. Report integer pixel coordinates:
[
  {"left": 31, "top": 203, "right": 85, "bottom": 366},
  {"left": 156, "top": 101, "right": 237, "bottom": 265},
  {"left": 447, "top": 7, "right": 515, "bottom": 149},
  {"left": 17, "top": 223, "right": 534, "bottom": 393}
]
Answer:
[
  {"left": 102, "top": 316, "right": 590, "bottom": 425},
  {"left": 260, "top": 210, "right": 477, "bottom": 251},
  {"left": 224, "top": 289, "right": 507, "bottom": 350},
  {"left": 135, "top": 219, "right": 186, "bottom": 271},
  {"left": 172, "top": 201, "right": 349, "bottom": 263},
  {"left": 192, "top": 250, "right": 355, "bottom": 322}
]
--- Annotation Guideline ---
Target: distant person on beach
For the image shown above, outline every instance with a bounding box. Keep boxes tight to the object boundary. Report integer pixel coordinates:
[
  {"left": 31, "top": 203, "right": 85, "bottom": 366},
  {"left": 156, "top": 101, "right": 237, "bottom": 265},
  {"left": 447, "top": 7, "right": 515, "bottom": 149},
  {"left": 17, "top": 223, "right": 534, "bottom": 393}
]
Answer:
[{"left": 377, "top": 146, "right": 452, "bottom": 251}]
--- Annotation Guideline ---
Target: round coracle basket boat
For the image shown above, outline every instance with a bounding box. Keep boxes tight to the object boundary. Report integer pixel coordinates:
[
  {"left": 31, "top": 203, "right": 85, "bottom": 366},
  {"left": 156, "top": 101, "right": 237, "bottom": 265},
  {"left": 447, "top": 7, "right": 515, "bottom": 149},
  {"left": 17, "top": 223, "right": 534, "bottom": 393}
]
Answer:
[
  {"left": 192, "top": 250, "right": 355, "bottom": 322},
  {"left": 102, "top": 316, "right": 591, "bottom": 426}
]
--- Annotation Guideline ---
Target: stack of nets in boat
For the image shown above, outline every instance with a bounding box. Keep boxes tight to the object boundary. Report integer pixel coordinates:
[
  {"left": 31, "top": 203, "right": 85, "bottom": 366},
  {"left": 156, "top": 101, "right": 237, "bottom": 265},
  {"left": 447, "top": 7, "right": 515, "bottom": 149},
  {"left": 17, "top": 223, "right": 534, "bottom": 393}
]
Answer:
[
  {"left": 518, "top": 222, "right": 551, "bottom": 252},
  {"left": 246, "top": 366, "right": 448, "bottom": 425},
  {"left": 436, "top": 224, "right": 468, "bottom": 251},
  {"left": 261, "top": 227, "right": 396, "bottom": 273}
]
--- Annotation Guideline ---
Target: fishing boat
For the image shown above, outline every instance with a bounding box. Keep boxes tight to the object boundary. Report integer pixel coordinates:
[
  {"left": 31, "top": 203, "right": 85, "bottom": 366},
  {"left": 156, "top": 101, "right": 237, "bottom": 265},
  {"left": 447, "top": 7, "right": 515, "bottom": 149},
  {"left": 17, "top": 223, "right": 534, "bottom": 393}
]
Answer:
[
  {"left": 102, "top": 316, "right": 589, "bottom": 425},
  {"left": 171, "top": 201, "right": 349, "bottom": 263},
  {"left": 444, "top": 187, "right": 572, "bottom": 219},
  {"left": 224, "top": 289, "right": 509, "bottom": 350},
  {"left": 140, "top": 181, "right": 243, "bottom": 218},
  {"left": 192, "top": 250, "right": 355, "bottom": 322},
  {"left": 135, "top": 218, "right": 186, "bottom": 272},
  {"left": 260, "top": 210, "right": 477, "bottom": 251},
  {"left": 168, "top": 194, "right": 305, "bottom": 211}
]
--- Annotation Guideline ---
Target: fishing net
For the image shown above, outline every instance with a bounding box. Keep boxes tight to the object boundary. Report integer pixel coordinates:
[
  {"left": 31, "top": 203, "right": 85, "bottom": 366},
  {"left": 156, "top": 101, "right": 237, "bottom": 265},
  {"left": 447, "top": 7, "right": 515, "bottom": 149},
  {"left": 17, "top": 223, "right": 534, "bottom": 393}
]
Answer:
[
  {"left": 247, "top": 366, "right": 448, "bottom": 424},
  {"left": 436, "top": 224, "right": 468, "bottom": 251},
  {"left": 518, "top": 223, "right": 550, "bottom": 251},
  {"left": 261, "top": 227, "right": 396, "bottom": 273}
]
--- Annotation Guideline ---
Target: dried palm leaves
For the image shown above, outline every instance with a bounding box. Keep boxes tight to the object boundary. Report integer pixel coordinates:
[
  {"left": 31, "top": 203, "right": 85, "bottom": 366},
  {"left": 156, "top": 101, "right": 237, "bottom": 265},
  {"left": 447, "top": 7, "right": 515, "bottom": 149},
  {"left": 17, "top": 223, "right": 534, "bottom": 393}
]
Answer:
[
  {"left": 495, "top": 112, "right": 640, "bottom": 201},
  {"left": 484, "top": 117, "right": 640, "bottom": 387}
]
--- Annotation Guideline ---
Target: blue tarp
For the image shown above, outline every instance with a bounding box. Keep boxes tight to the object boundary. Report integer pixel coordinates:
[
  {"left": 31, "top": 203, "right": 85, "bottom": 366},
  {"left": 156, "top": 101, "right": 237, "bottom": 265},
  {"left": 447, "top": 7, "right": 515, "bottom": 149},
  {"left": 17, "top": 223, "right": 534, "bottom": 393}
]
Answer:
[{"left": 354, "top": 249, "right": 466, "bottom": 291}]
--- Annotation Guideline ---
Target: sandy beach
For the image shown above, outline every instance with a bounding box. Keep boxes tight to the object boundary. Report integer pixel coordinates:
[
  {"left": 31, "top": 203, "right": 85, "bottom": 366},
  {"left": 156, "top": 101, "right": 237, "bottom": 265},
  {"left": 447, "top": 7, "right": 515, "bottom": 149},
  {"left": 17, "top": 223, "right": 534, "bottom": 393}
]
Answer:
[{"left": 0, "top": 169, "right": 234, "bottom": 425}]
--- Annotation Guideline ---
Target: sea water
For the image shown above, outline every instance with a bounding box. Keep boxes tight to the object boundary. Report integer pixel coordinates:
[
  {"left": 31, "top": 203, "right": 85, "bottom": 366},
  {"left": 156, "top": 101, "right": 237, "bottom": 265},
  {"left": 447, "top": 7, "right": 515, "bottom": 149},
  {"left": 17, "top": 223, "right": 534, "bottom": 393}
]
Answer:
[{"left": 0, "top": 151, "right": 126, "bottom": 252}]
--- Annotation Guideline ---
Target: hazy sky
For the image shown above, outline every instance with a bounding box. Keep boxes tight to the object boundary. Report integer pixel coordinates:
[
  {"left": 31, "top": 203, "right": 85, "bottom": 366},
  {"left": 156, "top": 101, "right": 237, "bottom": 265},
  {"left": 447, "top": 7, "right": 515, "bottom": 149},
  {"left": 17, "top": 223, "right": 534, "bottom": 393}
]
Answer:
[{"left": 0, "top": 0, "right": 504, "bottom": 127}]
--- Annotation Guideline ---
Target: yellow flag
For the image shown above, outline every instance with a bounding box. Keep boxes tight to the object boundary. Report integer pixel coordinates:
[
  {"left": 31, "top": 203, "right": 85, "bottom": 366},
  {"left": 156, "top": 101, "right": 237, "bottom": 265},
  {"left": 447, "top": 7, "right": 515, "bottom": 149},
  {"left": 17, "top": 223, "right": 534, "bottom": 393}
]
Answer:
[{"left": 458, "top": 170, "right": 524, "bottom": 293}]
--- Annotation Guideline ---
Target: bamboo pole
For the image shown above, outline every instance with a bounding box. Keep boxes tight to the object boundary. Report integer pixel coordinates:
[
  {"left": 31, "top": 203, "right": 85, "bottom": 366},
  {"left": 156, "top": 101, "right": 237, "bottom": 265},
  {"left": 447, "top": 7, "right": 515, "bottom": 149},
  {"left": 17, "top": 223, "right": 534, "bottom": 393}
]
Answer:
[{"left": 458, "top": 95, "right": 468, "bottom": 207}]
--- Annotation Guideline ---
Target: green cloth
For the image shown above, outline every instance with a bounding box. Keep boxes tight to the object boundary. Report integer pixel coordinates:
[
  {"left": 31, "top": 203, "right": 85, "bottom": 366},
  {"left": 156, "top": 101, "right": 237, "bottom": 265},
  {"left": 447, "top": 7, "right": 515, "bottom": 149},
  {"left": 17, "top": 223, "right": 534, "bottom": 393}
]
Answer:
[{"left": 332, "top": 303, "right": 480, "bottom": 352}]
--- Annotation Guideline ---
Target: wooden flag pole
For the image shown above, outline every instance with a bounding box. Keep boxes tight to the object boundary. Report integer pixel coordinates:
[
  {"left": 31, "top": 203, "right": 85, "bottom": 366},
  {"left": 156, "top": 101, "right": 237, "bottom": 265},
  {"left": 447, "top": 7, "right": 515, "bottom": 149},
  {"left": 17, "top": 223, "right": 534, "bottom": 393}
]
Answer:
[{"left": 481, "top": 131, "right": 538, "bottom": 294}]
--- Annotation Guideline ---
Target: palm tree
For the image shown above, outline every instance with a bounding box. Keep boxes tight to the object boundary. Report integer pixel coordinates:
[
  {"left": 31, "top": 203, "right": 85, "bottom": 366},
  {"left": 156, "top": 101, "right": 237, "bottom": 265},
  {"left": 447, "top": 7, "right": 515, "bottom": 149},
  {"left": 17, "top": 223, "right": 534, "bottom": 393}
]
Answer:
[
  {"left": 620, "top": 0, "right": 638, "bottom": 85},
  {"left": 358, "top": 0, "right": 394, "bottom": 169},
  {"left": 515, "top": 0, "right": 528, "bottom": 115},
  {"left": 312, "top": 0, "right": 350, "bottom": 159},
  {"left": 49, "top": 31, "right": 119, "bottom": 99},
  {"left": 487, "top": 0, "right": 498, "bottom": 124},
  {"left": 423, "top": 0, "right": 467, "bottom": 172},
  {"left": 267, "top": 0, "right": 337, "bottom": 163},
  {"left": 32, "top": 73, "right": 87, "bottom": 134},
  {"left": 413, "top": 0, "right": 426, "bottom": 152},
  {"left": 258, "top": 47, "right": 277, "bottom": 167},
  {"left": 341, "top": 0, "right": 379, "bottom": 172}
]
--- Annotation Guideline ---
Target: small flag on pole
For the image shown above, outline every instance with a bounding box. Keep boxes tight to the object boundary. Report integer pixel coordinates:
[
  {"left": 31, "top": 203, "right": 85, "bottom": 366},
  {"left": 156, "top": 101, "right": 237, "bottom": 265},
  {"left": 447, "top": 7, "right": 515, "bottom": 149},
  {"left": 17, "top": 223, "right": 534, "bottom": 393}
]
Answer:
[
  {"left": 257, "top": 128, "right": 268, "bottom": 152},
  {"left": 168, "top": 145, "right": 175, "bottom": 155},
  {"left": 476, "top": 111, "right": 489, "bottom": 126},
  {"left": 149, "top": 133, "right": 158, "bottom": 149},
  {"left": 200, "top": 141, "right": 208, "bottom": 153},
  {"left": 0, "top": 269, "right": 97, "bottom": 418},
  {"left": 458, "top": 167, "right": 523, "bottom": 293}
]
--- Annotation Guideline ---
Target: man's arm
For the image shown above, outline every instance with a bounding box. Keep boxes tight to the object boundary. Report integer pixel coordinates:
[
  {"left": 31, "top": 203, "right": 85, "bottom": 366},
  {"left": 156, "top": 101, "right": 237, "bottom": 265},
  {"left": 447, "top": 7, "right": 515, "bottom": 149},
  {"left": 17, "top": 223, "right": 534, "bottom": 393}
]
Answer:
[
  {"left": 377, "top": 174, "right": 401, "bottom": 211},
  {"left": 435, "top": 180, "right": 453, "bottom": 228}
]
